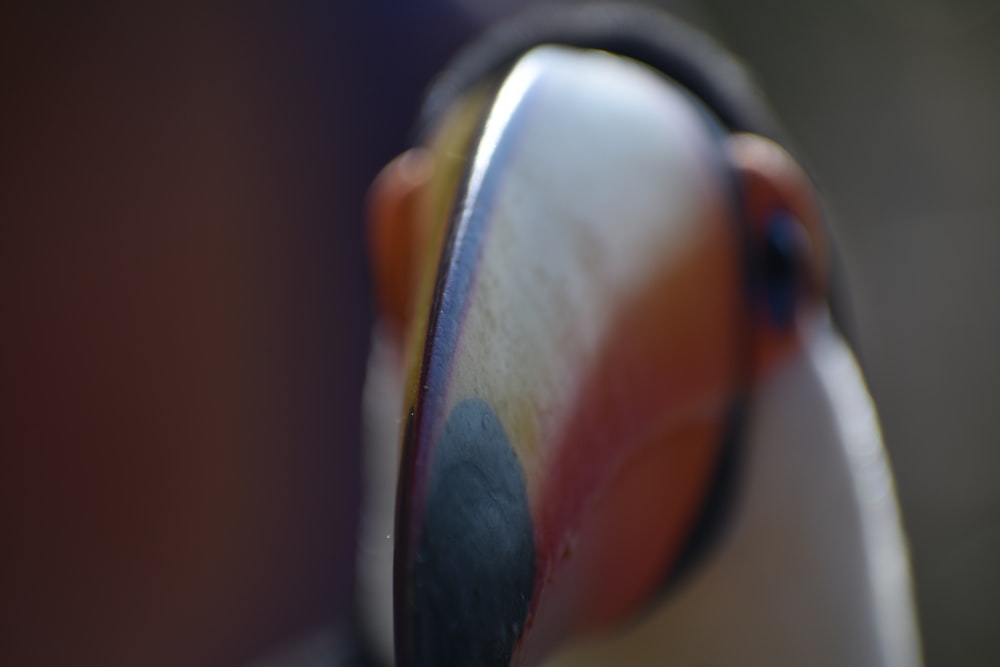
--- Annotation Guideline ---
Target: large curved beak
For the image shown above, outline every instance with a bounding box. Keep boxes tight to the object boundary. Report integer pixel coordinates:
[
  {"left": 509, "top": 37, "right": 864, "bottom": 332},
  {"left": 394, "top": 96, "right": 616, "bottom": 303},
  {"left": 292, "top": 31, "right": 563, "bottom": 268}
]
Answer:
[{"left": 383, "top": 45, "right": 819, "bottom": 667}]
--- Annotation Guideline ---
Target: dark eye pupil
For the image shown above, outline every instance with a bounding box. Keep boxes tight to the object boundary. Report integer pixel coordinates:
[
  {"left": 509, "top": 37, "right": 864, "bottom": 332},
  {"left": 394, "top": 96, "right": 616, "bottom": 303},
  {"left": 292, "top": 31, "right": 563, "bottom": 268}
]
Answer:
[{"left": 762, "top": 212, "right": 799, "bottom": 329}]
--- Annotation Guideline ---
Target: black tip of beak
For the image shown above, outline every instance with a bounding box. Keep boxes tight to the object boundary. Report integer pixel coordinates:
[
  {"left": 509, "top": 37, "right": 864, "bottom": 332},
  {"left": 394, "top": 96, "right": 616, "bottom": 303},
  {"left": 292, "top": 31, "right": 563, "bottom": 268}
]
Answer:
[{"left": 398, "top": 399, "right": 536, "bottom": 667}]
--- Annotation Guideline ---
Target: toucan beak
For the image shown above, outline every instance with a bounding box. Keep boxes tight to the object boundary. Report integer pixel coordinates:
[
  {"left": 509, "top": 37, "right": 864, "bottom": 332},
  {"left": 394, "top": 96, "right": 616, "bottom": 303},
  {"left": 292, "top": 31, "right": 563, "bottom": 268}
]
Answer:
[{"left": 383, "top": 44, "right": 826, "bottom": 667}]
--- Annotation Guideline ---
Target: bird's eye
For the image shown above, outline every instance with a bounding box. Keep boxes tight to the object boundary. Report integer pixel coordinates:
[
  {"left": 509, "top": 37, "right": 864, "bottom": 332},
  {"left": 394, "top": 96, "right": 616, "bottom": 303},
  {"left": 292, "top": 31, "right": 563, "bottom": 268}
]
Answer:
[{"left": 761, "top": 211, "right": 802, "bottom": 329}]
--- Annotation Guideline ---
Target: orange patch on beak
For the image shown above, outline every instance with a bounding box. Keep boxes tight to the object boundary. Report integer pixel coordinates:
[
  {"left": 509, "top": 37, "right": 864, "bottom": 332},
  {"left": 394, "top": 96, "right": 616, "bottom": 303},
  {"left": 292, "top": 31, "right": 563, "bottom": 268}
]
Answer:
[
  {"left": 577, "top": 419, "right": 726, "bottom": 632},
  {"left": 516, "top": 184, "right": 744, "bottom": 664}
]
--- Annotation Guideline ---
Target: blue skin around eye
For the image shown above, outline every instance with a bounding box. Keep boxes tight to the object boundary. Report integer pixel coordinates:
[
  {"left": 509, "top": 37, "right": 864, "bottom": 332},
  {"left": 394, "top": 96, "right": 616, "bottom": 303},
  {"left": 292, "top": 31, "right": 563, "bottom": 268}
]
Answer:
[{"left": 763, "top": 212, "right": 799, "bottom": 330}]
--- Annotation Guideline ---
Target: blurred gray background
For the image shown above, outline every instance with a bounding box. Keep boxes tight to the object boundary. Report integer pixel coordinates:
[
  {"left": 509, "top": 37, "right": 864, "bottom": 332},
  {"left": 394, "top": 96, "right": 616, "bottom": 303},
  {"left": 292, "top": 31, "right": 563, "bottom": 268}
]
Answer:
[{"left": 3, "top": 2, "right": 996, "bottom": 666}]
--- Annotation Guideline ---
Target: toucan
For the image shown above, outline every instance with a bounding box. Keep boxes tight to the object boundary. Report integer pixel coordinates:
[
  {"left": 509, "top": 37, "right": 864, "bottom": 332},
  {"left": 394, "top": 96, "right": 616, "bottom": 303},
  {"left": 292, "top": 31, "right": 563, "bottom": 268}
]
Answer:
[{"left": 358, "top": 5, "right": 922, "bottom": 667}]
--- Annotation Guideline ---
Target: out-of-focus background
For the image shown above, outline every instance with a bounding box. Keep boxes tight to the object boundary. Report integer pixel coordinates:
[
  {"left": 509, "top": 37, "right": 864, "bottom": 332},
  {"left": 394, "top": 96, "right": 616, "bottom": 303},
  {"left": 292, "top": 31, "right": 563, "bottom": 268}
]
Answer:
[{"left": 1, "top": 1, "right": 996, "bottom": 666}]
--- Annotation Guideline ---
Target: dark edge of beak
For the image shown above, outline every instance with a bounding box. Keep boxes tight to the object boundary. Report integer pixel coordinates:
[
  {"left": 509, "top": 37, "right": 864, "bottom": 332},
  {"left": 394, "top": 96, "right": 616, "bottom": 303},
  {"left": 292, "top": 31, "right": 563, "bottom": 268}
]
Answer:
[{"left": 393, "top": 406, "right": 418, "bottom": 667}]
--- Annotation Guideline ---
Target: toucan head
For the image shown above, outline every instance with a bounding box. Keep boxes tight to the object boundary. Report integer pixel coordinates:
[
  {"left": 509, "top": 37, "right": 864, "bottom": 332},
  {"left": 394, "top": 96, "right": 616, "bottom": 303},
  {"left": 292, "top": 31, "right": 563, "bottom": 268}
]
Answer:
[{"left": 367, "top": 6, "right": 833, "bottom": 667}]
